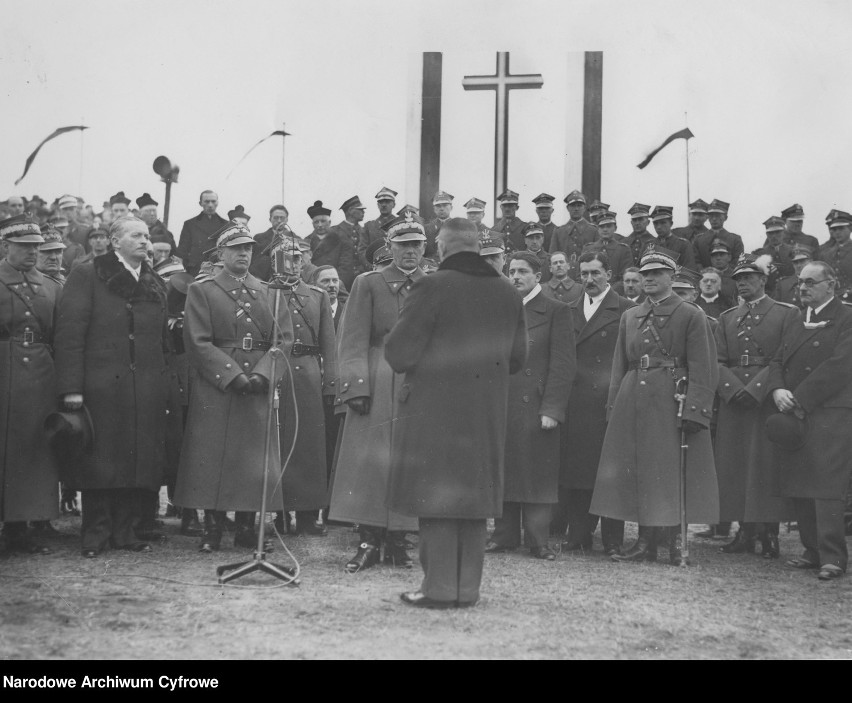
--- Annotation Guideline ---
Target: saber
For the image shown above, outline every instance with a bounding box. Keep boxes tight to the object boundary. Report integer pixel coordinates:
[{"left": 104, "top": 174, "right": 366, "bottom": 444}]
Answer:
[{"left": 674, "top": 376, "right": 690, "bottom": 567}]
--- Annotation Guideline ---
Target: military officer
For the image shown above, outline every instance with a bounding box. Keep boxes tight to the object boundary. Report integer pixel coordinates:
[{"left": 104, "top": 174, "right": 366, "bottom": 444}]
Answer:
[
  {"left": 332, "top": 196, "right": 367, "bottom": 277},
  {"left": 671, "top": 267, "right": 702, "bottom": 304},
  {"left": 273, "top": 235, "right": 337, "bottom": 536},
  {"left": 487, "top": 252, "right": 575, "bottom": 561},
  {"left": 492, "top": 189, "right": 527, "bottom": 253},
  {"left": 776, "top": 246, "right": 812, "bottom": 308},
  {"left": 782, "top": 204, "right": 819, "bottom": 252},
  {"left": 532, "top": 193, "right": 557, "bottom": 251},
  {"left": 35, "top": 224, "right": 68, "bottom": 288},
  {"left": 549, "top": 190, "right": 598, "bottom": 261},
  {"left": 174, "top": 222, "right": 294, "bottom": 552},
  {"left": 710, "top": 240, "right": 739, "bottom": 302},
  {"left": 767, "top": 261, "right": 852, "bottom": 580},
  {"left": 479, "top": 230, "right": 507, "bottom": 275},
  {"left": 329, "top": 211, "right": 427, "bottom": 572},
  {"left": 587, "top": 199, "right": 610, "bottom": 226},
  {"left": 543, "top": 251, "right": 584, "bottom": 304},
  {"left": 359, "top": 187, "right": 397, "bottom": 266},
  {"left": 623, "top": 203, "right": 656, "bottom": 264},
  {"left": 754, "top": 216, "right": 795, "bottom": 295},
  {"left": 694, "top": 199, "right": 745, "bottom": 268},
  {"left": 583, "top": 210, "right": 635, "bottom": 281},
  {"left": 591, "top": 246, "right": 719, "bottom": 565},
  {"left": 521, "top": 222, "right": 552, "bottom": 282},
  {"left": 714, "top": 255, "right": 799, "bottom": 558},
  {"left": 0, "top": 215, "right": 59, "bottom": 556},
  {"left": 424, "top": 190, "right": 453, "bottom": 258},
  {"left": 815, "top": 210, "right": 852, "bottom": 301},
  {"left": 613, "top": 267, "right": 646, "bottom": 304},
  {"left": 465, "top": 197, "right": 491, "bottom": 236},
  {"left": 651, "top": 206, "right": 696, "bottom": 269},
  {"left": 672, "top": 199, "right": 711, "bottom": 243},
  {"left": 56, "top": 194, "right": 91, "bottom": 252}
]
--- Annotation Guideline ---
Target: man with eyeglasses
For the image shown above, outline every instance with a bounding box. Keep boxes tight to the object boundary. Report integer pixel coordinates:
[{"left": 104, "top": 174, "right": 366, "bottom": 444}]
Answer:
[
  {"left": 766, "top": 258, "right": 852, "bottom": 580},
  {"left": 815, "top": 210, "right": 852, "bottom": 301}
]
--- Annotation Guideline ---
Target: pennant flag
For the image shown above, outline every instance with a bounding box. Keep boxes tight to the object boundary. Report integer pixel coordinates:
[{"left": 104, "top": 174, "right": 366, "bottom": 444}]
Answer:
[
  {"left": 226, "top": 129, "right": 291, "bottom": 179},
  {"left": 637, "top": 127, "right": 694, "bottom": 170},
  {"left": 15, "top": 126, "right": 89, "bottom": 185}
]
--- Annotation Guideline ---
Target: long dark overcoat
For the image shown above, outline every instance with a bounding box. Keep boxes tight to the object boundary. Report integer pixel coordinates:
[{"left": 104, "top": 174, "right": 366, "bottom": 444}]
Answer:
[
  {"left": 714, "top": 296, "right": 800, "bottom": 521},
  {"left": 765, "top": 296, "right": 852, "bottom": 498},
  {"left": 55, "top": 252, "right": 169, "bottom": 491},
  {"left": 562, "top": 288, "right": 634, "bottom": 490},
  {"left": 590, "top": 295, "right": 720, "bottom": 525},
  {"left": 279, "top": 280, "right": 336, "bottom": 510},
  {"left": 308, "top": 230, "right": 356, "bottom": 290},
  {"left": 0, "top": 262, "right": 59, "bottom": 521},
  {"left": 174, "top": 270, "right": 294, "bottom": 511},
  {"left": 385, "top": 252, "right": 528, "bottom": 519},
  {"left": 328, "top": 265, "right": 425, "bottom": 531},
  {"left": 503, "top": 290, "right": 575, "bottom": 503}
]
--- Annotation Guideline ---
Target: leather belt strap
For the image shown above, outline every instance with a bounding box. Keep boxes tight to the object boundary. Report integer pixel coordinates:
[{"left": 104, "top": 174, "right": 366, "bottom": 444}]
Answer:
[
  {"left": 215, "top": 337, "right": 272, "bottom": 352},
  {"left": 291, "top": 342, "right": 321, "bottom": 357},
  {"left": 0, "top": 330, "right": 47, "bottom": 344},
  {"left": 628, "top": 355, "right": 683, "bottom": 370},
  {"left": 736, "top": 355, "right": 768, "bottom": 367}
]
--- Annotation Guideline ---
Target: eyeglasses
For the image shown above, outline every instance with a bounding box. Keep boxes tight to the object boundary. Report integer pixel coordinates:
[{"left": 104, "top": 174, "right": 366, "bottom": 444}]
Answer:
[{"left": 797, "top": 278, "right": 833, "bottom": 288}]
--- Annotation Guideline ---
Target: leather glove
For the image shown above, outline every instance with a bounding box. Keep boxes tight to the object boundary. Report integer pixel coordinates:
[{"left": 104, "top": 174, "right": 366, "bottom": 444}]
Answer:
[
  {"left": 681, "top": 419, "right": 705, "bottom": 434},
  {"left": 227, "top": 374, "right": 252, "bottom": 395},
  {"left": 347, "top": 397, "right": 371, "bottom": 415},
  {"left": 248, "top": 374, "right": 268, "bottom": 395}
]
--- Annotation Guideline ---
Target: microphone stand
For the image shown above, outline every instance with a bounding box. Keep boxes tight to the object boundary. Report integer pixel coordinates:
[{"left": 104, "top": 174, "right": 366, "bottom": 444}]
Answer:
[{"left": 217, "top": 242, "right": 299, "bottom": 586}]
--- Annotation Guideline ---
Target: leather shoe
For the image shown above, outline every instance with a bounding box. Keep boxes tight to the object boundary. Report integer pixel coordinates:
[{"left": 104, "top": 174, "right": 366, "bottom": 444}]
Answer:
[
  {"left": 530, "top": 546, "right": 556, "bottom": 561},
  {"left": 7, "top": 537, "right": 53, "bottom": 555},
  {"left": 399, "top": 591, "right": 457, "bottom": 610},
  {"left": 116, "top": 542, "right": 152, "bottom": 553},
  {"left": 560, "top": 540, "right": 592, "bottom": 552},
  {"left": 603, "top": 544, "right": 623, "bottom": 557},
  {"left": 786, "top": 556, "right": 819, "bottom": 569},
  {"left": 817, "top": 565, "right": 844, "bottom": 580},
  {"left": 485, "top": 541, "right": 515, "bottom": 553},
  {"left": 81, "top": 549, "right": 99, "bottom": 559},
  {"left": 344, "top": 543, "right": 380, "bottom": 573},
  {"left": 760, "top": 533, "right": 780, "bottom": 559},
  {"left": 456, "top": 599, "right": 479, "bottom": 609}
]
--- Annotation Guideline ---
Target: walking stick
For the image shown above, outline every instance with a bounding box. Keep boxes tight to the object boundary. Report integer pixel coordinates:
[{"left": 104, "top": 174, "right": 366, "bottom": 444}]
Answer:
[{"left": 674, "top": 376, "right": 690, "bottom": 567}]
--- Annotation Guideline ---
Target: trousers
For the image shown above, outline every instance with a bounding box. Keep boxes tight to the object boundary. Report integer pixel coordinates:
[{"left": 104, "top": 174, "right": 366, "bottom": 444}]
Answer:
[{"left": 418, "top": 518, "right": 487, "bottom": 604}]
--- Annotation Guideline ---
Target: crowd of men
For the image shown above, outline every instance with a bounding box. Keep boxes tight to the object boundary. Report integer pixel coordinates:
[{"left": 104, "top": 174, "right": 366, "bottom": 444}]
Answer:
[{"left": 2, "top": 184, "right": 852, "bottom": 609}]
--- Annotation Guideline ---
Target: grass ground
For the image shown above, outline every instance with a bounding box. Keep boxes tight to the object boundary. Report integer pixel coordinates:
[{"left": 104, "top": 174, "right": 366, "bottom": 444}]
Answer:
[{"left": 1, "top": 516, "right": 850, "bottom": 660}]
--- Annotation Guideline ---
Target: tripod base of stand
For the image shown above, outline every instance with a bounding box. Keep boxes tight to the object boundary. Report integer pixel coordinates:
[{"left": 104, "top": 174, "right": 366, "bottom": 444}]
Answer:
[{"left": 217, "top": 550, "right": 300, "bottom": 586}]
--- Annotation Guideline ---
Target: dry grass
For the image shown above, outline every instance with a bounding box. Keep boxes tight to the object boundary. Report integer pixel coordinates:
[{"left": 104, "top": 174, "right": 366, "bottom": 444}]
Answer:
[{"left": 1, "top": 517, "right": 850, "bottom": 660}]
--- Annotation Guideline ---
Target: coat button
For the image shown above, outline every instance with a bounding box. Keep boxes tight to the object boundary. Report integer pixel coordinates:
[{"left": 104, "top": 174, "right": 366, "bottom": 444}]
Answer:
[
  {"left": 691, "top": 405, "right": 696, "bottom": 410},
  {"left": 126, "top": 303, "right": 132, "bottom": 310},
  {"left": 522, "top": 395, "right": 529, "bottom": 402},
  {"left": 525, "top": 369, "right": 532, "bottom": 376},
  {"left": 804, "top": 367, "right": 812, "bottom": 372},
  {"left": 813, "top": 341, "right": 820, "bottom": 347},
  {"left": 601, "top": 331, "right": 607, "bottom": 337},
  {"left": 295, "top": 366, "right": 301, "bottom": 370},
  {"left": 639, "top": 380, "right": 646, "bottom": 385},
  {"left": 756, "top": 383, "right": 761, "bottom": 387},
  {"left": 643, "top": 339, "right": 650, "bottom": 343},
  {"left": 129, "top": 334, "right": 135, "bottom": 340},
  {"left": 215, "top": 374, "right": 221, "bottom": 379},
  {"left": 22, "top": 357, "right": 29, "bottom": 363},
  {"left": 244, "top": 363, "right": 250, "bottom": 369},
  {"left": 24, "top": 311, "right": 31, "bottom": 316},
  {"left": 296, "top": 324, "right": 301, "bottom": 328},
  {"left": 246, "top": 318, "right": 252, "bottom": 324},
  {"left": 744, "top": 373, "right": 750, "bottom": 378},
  {"left": 225, "top": 363, "right": 232, "bottom": 369},
  {"left": 724, "top": 382, "right": 730, "bottom": 387},
  {"left": 358, "top": 379, "right": 364, "bottom": 384}
]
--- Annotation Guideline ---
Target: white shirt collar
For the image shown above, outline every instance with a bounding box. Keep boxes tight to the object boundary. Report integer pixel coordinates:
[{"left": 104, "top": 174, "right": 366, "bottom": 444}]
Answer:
[
  {"left": 118, "top": 254, "right": 141, "bottom": 281},
  {"left": 330, "top": 299, "right": 338, "bottom": 316},
  {"left": 588, "top": 285, "right": 610, "bottom": 305},
  {"left": 701, "top": 293, "right": 718, "bottom": 303},
  {"left": 523, "top": 283, "right": 542, "bottom": 306},
  {"left": 813, "top": 297, "right": 834, "bottom": 316}
]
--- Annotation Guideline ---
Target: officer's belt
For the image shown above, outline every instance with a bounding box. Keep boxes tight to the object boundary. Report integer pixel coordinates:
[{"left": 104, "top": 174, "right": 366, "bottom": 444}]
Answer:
[
  {"left": 214, "top": 338, "right": 272, "bottom": 352},
  {"left": 733, "top": 355, "right": 768, "bottom": 367},
  {"left": 0, "top": 330, "right": 48, "bottom": 344},
  {"left": 291, "top": 342, "right": 321, "bottom": 357},
  {"left": 628, "top": 355, "right": 682, "bottom": 370}
]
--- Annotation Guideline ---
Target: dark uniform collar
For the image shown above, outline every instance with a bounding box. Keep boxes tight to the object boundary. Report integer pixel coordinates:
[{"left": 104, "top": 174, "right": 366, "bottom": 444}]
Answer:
[{"left": 213, "top": 269, "right": 263, "bottom": 292}]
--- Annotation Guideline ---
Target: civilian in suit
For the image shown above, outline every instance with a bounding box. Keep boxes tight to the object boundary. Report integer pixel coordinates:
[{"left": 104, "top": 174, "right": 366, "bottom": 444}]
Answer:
[
  {"left": 693, "top": 199, "right": 744, "bottom": 269},
  {"left": 543, "top": 251, "right": 583, "bottom": 304},
  {"left": 612, "top": 267, "right": 646, "bottom": 304},
  {"left": 176, "top": 191, "right": 229, "bottom": 276}
]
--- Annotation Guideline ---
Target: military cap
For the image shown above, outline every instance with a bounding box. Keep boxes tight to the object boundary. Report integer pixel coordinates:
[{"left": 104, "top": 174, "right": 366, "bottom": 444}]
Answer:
[
  {"left": 154, "top": 258, "right": 186, "bottom": 279},
  {"left": 375, "top": 186, "right": 398, "bottom": 202},
  {"left": 210, "top": 222, "right": 254, "bottom": 249},
  {"left": 464, "top": 197, "right": 486, "bottom": 213},
  {"left": 672, "top": 267, "right": 701, "bottom": 290},
  {"left": 340, "top": 196, "right": 367, "bottom": 212},
  {"left": 597, "top": 210, "right": 617, "bottom": 226},
  {"left": 763, "top": 216, "right": 786, "bottom": 232},
  {"left": 688, "top": 199, "right": 709, "bottom": 213},
  {"left": 827, "top": 210, "right": 852, "bottom": 228},
  {"left": 57, "top": 194, "right": 78, "bottom": 210},
  {"left": 638, "top": 244, "right": 678, "bottom": 272},
  {"left": 628, "top": 203, "right": 652, "bottom": 218},
  {"left": 38, "top": 223, "right": 66, "bottom": 251},
  {"left": 732, "top": 253, "right": 770, "bottom": 277},
  {"left": 711, "top": 239, "right": 731, "bottom": 255},
  {"left": 372, "top": 245, "right": 393, "bottom": 267},
  {"left": 497, "top": 189, "right": 520, "bottom": 205},
  {"left": 365, "top": 239, "right": 389, "bottom": 266},
  {"left": 396, "top": 203, "right": 420, "bottom": 217},
  {"left": 136, "top": 193, "right": 158, "bottom": 209},
  {"left": 522, "top": 222, "right": 545, "bottom": 238},
  {"left": 650, "top": 205, "right": 674, "bottom": 222},
  {"left": 707, "top": 199, "right": 730, "bottom": 214},
  {"left": 49, "top": 215, "right": 69, "bottom": 229},
  {"left": 109, "top": 191, "right": 131, "bottom": 206},
  {"left": 563, "top": 189, "right": 586, "bottom": 205},
  {"left": 0, "top": 213, "right": 44, "bottom": 243},
  {"left": 228, "top": 204, "right": 250, "bottom": 222},
  {"left": 765, "top": 412, "right": 808, "bottom": 451},
  {"left": 307, "top": 200, "right": 331, "bottom": 218},
  {"left": 432, "top": 190, "right": 454, "bottom": 205},
  {"left": 87, "top": 226, "right": 110, "bottom": 240},
  {"left": 532, "top": 193, "right": 555, "bottom": 208},
  {"left": 479, "top": 231, "right": 506, "bottom": 256},
  {"left": 588, "top": 198, "right": 610, "bottom": 212},
  {"left": 791, "top": 245, "right": 813, "bottom": 262},
  {"left": 781, "top": 203, "right": 805, "bottom": 221},
  {"left": 382, "top": 210, "right": 427, "bottom": 242}
]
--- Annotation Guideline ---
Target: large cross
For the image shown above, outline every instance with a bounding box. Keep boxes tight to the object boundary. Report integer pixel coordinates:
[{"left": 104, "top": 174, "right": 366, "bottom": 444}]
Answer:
[{"left": 463, "top": 52, "right": 543, "bottom": 220}]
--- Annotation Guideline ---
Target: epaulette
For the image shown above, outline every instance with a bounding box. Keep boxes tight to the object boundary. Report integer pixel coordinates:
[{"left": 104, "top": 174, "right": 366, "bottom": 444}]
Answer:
[
  {"left": 195, "top": 275, "right": 215, "bottom": 284},
  {"left": 772, "top": 300, "right": 796, "bottom": 308},
  {"left": 719, "top": 305, "right": 739, "bottom": 317},
  {"left": 308, "top": 283, "right": 326, "bottom": 294},
  {"left": 842, "top": 301, "right": 852, "bottom": 308},
  {"left": 360, "top": 269, "right": 381, "bottom": 276}
]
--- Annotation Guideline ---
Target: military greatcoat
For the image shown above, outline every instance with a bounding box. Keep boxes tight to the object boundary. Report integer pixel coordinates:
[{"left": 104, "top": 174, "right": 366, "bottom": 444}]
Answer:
[
  {"left": 0, "top": 261, "right": 60, "bottom": 522},
  {"left": 174, "top": 270, "right": 293, "bottom": 511},
  {"left": 590, "top": 295, "right": 720, "bottom": 525},
  {"left": 714, "top": 296, "right": 800, "bottom": 522},
  {"left": 328, "top": 264, "right": 425, "bottom": 531}
]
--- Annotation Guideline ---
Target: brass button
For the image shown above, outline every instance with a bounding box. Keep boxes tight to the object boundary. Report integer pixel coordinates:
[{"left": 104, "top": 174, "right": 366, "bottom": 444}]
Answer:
[
  {"left": 243, "top": 363, "right": 250, "bottom": 369},
  {"left": 522, "top": 395, "right": 529, "bottom": 402},
  {"left": 24, "top": 311, "right": 31, "bottom": 316},
  {"left": 358, "top": 379, "right": 364, "bottom": 384},
  {"left": 525, "top": 369, "right": 532, "bottom": 376},
  {"left": 724, "top": 383, "right": 730, "bottom": 387},
  {"left": 691, "top": 405, "right": 696, "bottom": 410},
  {"left": 129, "top": 334, "right": 135, "bottom": 340},
  {"left": 225, "top": 363, "right": 232, "bottom": 369},
  {"left": 215, "top": 374, "right": 221, "bottom": 379},
  {"left": 813, "top": 341, "right": 820, "bottom": 347},
  {"left": 601, "top": 331, "right": 607, "bottom": 337},
  {"left": 744, "top": 373, "right": 750, "bottom": 378},
  {"left": 246, "top": 318, "right": 252, "bottom": 324},
  {"left": 639, "top": 380, "right": 646, "bottom": 385},
  {"left": 295, "top": 366, "right": 300, "bottom": 370},
  {"left": 22, "top": 357, "right": 29, "bottom": 363}
]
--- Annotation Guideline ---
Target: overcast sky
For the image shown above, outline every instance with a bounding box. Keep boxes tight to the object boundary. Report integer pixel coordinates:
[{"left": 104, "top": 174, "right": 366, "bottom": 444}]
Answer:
[{"left": 2, "top": 0, "right": 850, "bottom": 250}]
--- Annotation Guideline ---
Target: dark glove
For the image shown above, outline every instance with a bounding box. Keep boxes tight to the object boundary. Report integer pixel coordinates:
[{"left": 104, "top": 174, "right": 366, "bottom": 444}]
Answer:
[
  {"left": 347, "top": 397, "right": 371, "bottom": 415},
  {"left": 227, "top": 373, "right": 252, "bottom": 395},
  {"left": 681, "top": 419, "right": 705, "bottom": 434},
  {"left": 248, "top": 374, "right": 268, "bottom": 395}
]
